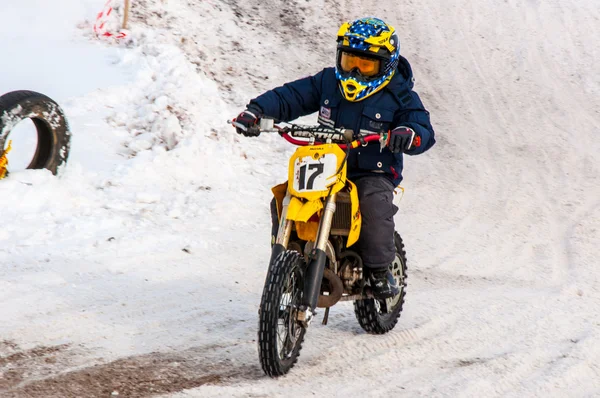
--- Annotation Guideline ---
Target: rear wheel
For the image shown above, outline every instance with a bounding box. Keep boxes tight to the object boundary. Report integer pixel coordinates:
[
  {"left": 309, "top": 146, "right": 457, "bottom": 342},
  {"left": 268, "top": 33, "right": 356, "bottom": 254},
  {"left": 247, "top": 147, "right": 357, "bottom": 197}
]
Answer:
[
  {"left": 354, "top": 232, "right": 407, "bottom": 334},
  {"left": 0, "top": 90, "right": 70, "bottom": 176},
  {"left": 258, "top": 250, "right": 306, "bottom": 377}
]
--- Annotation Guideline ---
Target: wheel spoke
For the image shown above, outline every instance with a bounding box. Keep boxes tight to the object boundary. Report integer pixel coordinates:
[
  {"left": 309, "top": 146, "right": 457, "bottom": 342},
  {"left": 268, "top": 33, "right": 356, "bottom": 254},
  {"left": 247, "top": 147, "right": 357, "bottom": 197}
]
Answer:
[
  {"left": 353, "top": 234, "right": 407, "bottom": 335},
  {"left": 259, "top": 251, "right": 307, "bottom": 376},
  {"left": 275, "top": 265, "right": 302, "bottom": 360},
  {"left": 383, "top": 255, "right": 405, "bottom": 311}
]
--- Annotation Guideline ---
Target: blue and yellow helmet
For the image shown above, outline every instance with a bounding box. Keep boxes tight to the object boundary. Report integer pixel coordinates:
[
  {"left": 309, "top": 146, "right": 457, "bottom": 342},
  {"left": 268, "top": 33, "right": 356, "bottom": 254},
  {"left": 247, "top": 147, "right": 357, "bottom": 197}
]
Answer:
[{"left": 335, "top": 17, "right": 400, "bottom": 102}]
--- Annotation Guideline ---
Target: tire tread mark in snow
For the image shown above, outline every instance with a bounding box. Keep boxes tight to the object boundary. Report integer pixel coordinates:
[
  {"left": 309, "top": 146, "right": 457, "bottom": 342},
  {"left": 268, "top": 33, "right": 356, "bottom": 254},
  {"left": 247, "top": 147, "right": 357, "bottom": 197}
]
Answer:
[{"left": 305, "top": 327, "right": 421, "bottom": 372}]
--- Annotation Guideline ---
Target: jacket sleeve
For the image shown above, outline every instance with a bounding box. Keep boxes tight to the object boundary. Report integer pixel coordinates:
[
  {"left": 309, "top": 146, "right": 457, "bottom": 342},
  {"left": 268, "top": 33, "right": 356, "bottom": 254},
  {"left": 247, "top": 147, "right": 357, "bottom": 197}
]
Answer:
[
  {"left": 393, "top": 91, "right": 436, "bottom": 155},
  {"left": 248, "top": 70, "right": 325, "bottom": 122}
]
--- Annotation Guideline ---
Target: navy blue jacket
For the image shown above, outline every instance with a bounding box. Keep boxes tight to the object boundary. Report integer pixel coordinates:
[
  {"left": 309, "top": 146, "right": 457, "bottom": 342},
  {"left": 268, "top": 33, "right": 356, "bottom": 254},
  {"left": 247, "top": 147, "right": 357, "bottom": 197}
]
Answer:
[{"left": 250, "top": 56, "right": 435, "bottom": 185}]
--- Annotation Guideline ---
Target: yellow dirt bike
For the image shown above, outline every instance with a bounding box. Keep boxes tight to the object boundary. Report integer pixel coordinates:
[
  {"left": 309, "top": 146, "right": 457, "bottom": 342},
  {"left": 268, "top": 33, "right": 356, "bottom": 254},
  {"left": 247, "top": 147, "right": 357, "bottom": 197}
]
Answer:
[{"left": 232, "top": 119, "right": 408, "bottom": 377}]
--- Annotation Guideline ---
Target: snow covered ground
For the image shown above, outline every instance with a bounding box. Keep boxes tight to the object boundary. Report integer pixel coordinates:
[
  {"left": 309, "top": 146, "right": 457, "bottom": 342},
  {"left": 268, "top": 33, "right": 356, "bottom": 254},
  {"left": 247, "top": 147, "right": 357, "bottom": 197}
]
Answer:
[{"left": 1, "top": 0, "right": 599, "bottom": 396}]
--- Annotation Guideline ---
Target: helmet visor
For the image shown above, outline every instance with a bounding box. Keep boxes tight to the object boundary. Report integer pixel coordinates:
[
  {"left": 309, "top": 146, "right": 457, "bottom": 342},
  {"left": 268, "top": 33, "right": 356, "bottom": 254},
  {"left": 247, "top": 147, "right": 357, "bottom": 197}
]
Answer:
[{"left": 339, "top": 51, "right": 381, "bottom": 77}]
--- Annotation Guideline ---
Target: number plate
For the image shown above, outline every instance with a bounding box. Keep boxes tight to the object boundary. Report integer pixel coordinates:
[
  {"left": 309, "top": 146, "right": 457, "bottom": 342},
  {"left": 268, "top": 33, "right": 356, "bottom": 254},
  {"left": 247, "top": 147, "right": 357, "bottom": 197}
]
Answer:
[{"left": 292, "top": 154, "right": 338, "bottom": 192}]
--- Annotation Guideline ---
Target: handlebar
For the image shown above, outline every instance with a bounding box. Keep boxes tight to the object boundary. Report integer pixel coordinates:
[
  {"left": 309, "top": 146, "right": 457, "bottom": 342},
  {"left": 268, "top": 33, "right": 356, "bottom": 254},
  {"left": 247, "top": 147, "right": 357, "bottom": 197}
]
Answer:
[
  {"left": 227, "top": 118, "right": 387, "bottom": 150},
  {"left": 280, "top": 130, "right": 382, "bottom": 149}
]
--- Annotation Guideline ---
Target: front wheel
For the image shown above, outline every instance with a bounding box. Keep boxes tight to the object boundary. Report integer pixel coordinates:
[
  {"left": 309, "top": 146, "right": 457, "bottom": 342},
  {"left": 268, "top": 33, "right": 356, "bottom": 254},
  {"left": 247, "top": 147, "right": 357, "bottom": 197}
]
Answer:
[
  {"left": 258, "top": 250, "right": 306, "bottom": 377},
  {"left": 354, "top": 232, "right": 407, "bottom": 334}
]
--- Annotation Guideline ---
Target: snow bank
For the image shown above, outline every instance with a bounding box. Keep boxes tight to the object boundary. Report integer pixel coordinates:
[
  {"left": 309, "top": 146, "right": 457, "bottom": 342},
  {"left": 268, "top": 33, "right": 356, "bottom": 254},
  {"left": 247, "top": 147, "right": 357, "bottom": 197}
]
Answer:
[{"left": 1, "top": 0, "right": 599, "bottom": 397}]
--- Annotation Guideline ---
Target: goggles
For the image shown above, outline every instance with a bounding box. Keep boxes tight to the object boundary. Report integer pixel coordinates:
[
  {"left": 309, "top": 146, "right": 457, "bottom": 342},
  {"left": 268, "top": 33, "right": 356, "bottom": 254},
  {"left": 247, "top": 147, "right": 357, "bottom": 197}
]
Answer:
[{"left": 339, "top": 51, "right": 381, "bottom": 77}]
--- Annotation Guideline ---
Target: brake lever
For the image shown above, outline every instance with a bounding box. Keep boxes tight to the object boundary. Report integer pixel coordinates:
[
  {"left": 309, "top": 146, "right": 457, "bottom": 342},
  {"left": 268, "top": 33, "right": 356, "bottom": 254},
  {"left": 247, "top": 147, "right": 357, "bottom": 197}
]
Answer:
[
  {"left": 227, "top": 118, "right": 284, "bottom": 135},
  {"left": 227, "top": 119, "right": 247, "bottom": 131},
  {"left": 379, "top": 131, "right": 389, "bottom": 153}
]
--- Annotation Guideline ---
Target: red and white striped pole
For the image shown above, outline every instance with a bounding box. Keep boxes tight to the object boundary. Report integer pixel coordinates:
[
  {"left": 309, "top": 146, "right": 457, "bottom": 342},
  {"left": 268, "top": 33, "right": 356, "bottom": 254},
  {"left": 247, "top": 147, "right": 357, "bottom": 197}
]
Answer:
[{"left": 93, "top": 0, "right": 130, "bottom": 40}]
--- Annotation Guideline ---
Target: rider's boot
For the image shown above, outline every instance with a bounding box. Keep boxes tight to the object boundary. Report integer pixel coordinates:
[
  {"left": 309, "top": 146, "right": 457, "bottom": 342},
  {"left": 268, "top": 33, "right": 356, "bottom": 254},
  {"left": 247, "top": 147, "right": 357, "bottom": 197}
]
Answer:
[{"left": 369, "top": 266, "right": 399, "bottom": 299}]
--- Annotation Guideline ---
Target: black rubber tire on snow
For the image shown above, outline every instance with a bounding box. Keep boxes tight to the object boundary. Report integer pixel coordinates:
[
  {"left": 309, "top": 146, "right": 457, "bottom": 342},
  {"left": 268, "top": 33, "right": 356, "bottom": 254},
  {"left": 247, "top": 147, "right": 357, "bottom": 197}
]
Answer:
[
  {"left": 353, "top": 232, "right": 408, "bottom": 334},
  {"left": 0, "top": 90, "right": 71, "bottom": 175},
  {"left": 258, "top": 250, "right": 306, "bottom": 377}
]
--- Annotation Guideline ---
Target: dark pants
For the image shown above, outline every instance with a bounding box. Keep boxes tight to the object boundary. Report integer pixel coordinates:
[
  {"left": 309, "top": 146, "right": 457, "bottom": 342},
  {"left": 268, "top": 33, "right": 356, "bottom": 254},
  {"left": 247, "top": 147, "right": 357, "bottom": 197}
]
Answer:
[
  {"left": 354, "top": 175, "right": 398, "bottom": 269},
  {"left": 270, "top": 175, "right": 397, "bottom": 269}
]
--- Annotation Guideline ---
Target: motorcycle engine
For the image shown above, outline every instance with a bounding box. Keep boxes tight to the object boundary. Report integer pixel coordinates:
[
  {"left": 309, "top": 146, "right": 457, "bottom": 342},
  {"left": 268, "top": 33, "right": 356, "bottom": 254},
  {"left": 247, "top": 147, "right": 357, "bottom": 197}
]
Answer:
[{"left": 340, "top": 254, "right": 363, "bottom": 290}]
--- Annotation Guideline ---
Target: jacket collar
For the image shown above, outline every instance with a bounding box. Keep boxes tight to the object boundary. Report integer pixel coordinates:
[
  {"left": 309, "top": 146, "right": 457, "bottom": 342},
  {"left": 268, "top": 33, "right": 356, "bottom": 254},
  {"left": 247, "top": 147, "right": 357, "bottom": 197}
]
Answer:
[{"left": 387, "top": 56, "right": 414, "bottom": 92}]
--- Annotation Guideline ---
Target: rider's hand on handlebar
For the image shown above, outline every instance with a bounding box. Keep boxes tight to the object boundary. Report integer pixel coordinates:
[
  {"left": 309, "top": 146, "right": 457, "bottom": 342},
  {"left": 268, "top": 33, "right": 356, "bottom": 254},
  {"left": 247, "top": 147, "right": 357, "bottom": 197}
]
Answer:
[
  {"left": 388, "top": 126, "right": 421, "bottom": 153},
  {"left": 233, "top": 105, "right": 262, "bottom": 137}
]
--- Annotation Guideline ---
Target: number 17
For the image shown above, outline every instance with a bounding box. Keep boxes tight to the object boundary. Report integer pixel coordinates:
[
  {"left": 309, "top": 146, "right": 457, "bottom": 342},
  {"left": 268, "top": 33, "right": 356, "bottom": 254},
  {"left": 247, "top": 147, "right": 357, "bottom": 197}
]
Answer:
[{"left": 298, "top": 163, "right": 324, "bottom": 190}]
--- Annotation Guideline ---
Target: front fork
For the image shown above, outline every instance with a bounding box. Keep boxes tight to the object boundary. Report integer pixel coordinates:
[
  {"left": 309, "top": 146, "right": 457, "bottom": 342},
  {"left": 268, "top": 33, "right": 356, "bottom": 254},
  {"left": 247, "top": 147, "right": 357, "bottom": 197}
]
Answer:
[
  {"left": 271, "top": 192, "right": 337, "bottom": 325},
  {"left": 270, "top": 193, "right": 295, "bottom": 267}
]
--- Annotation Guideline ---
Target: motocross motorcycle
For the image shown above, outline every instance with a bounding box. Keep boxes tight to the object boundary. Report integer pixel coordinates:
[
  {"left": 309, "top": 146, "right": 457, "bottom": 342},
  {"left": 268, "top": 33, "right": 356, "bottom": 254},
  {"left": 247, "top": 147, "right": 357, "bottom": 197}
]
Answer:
[{"left": 230, "top": 119, "right": 408, "bottom": 377}]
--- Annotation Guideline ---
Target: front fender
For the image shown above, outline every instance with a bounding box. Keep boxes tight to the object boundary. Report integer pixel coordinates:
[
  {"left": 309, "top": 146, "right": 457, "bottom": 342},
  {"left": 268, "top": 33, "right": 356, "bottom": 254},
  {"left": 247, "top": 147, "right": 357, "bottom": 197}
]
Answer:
[
  {"left": 287, "top": 197, "right": 323, "bottom": 223},
  {"left": 288, "top": 197, "right": 322, "bottom": 242}
]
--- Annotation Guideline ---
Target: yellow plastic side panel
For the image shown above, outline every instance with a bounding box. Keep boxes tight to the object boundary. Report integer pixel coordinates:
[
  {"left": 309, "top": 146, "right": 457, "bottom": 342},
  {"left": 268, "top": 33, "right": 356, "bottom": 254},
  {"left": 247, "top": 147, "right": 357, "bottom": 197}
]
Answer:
[
  {"left": 346, "top": 180, "right": 362, "bottom": 247},
  {"left": 271, "top": 181, "right": 288, "bottom": 219}
]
